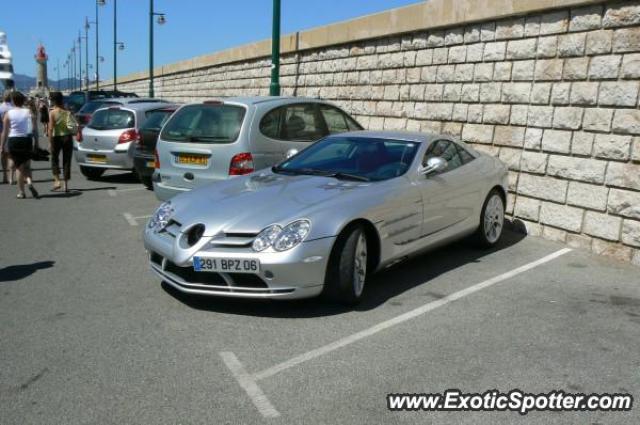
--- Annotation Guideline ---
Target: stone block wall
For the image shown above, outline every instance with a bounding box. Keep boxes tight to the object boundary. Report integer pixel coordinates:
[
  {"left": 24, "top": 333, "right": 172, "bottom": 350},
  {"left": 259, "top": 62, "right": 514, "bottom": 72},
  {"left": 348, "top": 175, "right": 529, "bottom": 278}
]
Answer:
[{"left": 113, "top": 1, "right": 640, "bottom": 265}]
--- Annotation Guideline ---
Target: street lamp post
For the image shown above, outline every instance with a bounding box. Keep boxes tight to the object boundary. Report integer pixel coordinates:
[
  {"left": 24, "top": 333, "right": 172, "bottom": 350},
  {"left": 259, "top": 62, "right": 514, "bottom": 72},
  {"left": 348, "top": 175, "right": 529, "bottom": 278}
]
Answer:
[
  {"left": 149, "top": 0, "right": 166, "bottom": 98},
  {"left": 84, "top": 17, "right": 93, "bottom": 93},
  {"left": 113, "top": 0, "right": 118, "bottom": 91},
  {"left": 55, "top": 58, "right": 60, "bottom": 91},
  {"left": 270, "top": 0, "right": 281, "bottom": 96},
  {"left": 77, "top": 32, "right": 82, "bottom": 91},
  {"left": 70, "top": 46, "right": 76, "bottom": 90},
  {"left": 95, "top": 0, "right": 102, "bottom": 90}
]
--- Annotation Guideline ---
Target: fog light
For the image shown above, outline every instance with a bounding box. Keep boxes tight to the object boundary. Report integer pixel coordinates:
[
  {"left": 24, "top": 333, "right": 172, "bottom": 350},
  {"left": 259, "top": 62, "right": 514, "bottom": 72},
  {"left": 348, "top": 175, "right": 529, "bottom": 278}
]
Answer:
[{"left": 264, "top": 270, "right": 274, "bottom": 279}]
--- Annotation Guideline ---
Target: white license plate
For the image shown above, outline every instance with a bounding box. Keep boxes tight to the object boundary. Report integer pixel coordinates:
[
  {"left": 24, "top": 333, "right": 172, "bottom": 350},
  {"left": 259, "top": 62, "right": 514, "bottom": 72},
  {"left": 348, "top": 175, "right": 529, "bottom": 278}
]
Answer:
[{"left": 193, "top": 257, "right": 260, "bottom": 273}]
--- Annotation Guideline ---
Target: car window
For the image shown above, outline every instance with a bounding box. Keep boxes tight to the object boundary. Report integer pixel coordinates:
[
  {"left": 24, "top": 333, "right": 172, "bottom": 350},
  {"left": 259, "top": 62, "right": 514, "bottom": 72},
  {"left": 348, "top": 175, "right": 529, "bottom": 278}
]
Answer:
[
  {"left": 320, "top": 105, "right": 362, "bottom": 134},
  {"left": 423, "top": 140, "right": 465, "bottom": 173},
  {"left": 260, "top": 103, "right": 326, "bottom": 142},
  {"left": 79, "top": 101, "right": 119, "bottom": 114},
  {"left": 456, "top": 144, "right": 475, "bottom": 164},
  {"left": 259, "top": 107, "right": 284, "bottom": 139},
  {"left": 160, "top": 104, "right": 245, "bottom": 143},
  {"left": 276, "top": 137, "right": 419, "bottom": 181},
  {"left": 88, "top": 108, "right": 135, "bottom": 130},
  {"left": 142, "top": 110, "right": 173, "bottom": 130}
]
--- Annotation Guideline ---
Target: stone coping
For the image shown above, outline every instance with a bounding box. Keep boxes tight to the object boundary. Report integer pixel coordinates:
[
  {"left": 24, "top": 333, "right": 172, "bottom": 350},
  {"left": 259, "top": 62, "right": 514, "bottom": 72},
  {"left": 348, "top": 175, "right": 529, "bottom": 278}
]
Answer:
[{"left": 105, "top": 0, "right": 601, "bottom": 85}]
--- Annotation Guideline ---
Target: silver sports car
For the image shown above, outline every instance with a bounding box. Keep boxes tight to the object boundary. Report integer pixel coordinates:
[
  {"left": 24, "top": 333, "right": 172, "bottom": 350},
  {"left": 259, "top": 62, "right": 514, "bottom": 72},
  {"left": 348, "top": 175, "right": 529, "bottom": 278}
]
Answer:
[{"left": 143, "top": 131, "right": 508, "bottom": 304}]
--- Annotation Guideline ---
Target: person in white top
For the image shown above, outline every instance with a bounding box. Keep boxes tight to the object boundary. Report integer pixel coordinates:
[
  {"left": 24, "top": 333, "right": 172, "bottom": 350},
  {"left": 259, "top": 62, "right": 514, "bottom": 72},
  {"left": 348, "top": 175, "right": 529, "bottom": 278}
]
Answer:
[
  {"left": 0, "top": 91, "right": 39, "bottom": 198},
  {"left": 0, "top": 91, "right": 14, "bottom": 184}
]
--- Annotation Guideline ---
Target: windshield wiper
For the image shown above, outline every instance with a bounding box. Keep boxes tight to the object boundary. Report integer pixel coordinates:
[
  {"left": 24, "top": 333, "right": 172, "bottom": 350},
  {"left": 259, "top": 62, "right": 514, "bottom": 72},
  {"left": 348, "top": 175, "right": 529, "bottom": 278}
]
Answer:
[
  {"left": 271, "top": 167, "right": 370, "bottom": 181},
  {"left": 327, "top": 172, "right": 370, "bottom": 182}
]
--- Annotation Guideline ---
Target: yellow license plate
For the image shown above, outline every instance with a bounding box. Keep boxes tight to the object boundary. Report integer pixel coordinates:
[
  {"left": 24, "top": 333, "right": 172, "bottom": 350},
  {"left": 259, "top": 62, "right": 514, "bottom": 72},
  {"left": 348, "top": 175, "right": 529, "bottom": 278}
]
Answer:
[
  {"left": 177, "top": 154, "right": 208, "bottom": 166},
  {"left": 87, "top": 155, "right": 107, "bottom": 164}
]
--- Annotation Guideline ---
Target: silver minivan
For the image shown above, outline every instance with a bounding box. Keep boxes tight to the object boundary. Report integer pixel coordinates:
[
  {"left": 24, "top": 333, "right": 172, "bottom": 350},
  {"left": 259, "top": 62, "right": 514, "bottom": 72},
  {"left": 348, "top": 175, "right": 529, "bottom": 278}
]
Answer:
[
  {"left": 153, "top": 97, "right": 363, "bottom": 200},
  {"left": 76, "top": 102, "right": 174, "bottom": 180}
]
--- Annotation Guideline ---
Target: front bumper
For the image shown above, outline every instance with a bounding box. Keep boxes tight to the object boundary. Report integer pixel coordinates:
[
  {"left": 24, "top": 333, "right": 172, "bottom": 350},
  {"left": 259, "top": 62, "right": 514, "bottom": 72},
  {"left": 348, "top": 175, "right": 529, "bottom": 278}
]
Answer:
[
  {"left": 152, "top": 179, "right": 190, "bottom": 201},
  {"left": 75, "top": 143, "right": 134, "bottom": 170},
  {"left": 143, "top": 228, "right": 335, "bottom": 300}
]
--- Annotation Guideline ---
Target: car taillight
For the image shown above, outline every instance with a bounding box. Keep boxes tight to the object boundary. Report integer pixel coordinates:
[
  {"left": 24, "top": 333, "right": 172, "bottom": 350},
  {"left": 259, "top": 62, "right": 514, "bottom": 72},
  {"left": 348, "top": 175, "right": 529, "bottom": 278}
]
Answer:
[
  {"left": 118, "top": 129, "right": 139, "bottom": 144},
  {"left": 154, "top": 149, "right": 160, "bottom": 169},
  {"left": 229, "top": 152, "right": 254, "bottom": 175}
]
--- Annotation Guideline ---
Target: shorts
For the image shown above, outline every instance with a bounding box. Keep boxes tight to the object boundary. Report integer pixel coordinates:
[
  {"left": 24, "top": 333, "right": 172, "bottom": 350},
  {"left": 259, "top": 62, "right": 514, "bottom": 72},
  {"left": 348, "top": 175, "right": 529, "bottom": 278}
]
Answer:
[{"left": 8, "top": 136, "right": 33, "bottom": 168}]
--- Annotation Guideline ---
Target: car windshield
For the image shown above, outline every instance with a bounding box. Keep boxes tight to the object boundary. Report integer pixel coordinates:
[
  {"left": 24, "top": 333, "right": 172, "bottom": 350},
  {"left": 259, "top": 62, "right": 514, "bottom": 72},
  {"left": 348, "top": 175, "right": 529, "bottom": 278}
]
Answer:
[
  {"left": 160, "top": 104, "right": 245, "bottom": 143},
  {"left": 273, "top": 136, "right": 419, "bottom": 182},
  {"left": 141, "top": 110, "right": 173, "bottom": 131},
  {"left": 88, "top": 108, "right": 134, "bottom": 130},
  {"left": 79, "top": 101, "right": 119, "bottom": 114}
]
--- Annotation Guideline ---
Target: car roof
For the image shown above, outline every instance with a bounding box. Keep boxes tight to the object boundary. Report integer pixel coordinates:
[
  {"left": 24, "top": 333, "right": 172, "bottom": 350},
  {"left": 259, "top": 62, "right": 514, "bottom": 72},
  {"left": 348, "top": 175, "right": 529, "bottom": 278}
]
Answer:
[
  {"left": 89, "top": 97, "right": 168, "bottom": 104},
  {"left": 95, "top": 102, "right": 179, "bottom": 113},
  {"left": 187, "top": 96, "right": 334, "bottom": 107},
  {"left": 326, "top": 130, "right": 444, "bottom": 143}
]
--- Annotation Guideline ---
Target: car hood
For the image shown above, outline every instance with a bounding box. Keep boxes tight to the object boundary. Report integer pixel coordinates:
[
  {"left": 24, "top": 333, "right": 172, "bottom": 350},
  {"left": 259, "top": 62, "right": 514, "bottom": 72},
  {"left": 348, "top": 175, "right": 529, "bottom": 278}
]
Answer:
[{"left": 170, "top": 171, "right": 376, "bottom": 236}]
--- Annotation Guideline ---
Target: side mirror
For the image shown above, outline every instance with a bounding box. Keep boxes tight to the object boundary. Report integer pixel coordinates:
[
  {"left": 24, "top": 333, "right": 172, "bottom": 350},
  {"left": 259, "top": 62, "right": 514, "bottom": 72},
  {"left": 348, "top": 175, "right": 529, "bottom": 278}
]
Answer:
[
  {"left": 285, "top": 148, "right": 299, "bottom": 159},
  {"left": 419, "top": 157, "right": 447, "bottom": 176}
]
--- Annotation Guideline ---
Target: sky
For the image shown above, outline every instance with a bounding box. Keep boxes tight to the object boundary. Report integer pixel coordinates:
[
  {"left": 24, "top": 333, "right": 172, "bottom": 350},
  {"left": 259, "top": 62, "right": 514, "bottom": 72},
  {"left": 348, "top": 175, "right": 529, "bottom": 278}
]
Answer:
[{"left": 3, "top": 0, "right": 422, "bottom": 80}]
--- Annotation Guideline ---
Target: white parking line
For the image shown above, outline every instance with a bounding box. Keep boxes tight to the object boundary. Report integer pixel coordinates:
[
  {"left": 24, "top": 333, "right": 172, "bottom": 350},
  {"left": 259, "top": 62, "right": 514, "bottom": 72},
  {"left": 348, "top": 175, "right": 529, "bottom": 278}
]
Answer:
[
  {"left": 123, "top": 213, "right": 152, "bottom": 226},
  {"left": 220, "top": 247, "right": 572, "bottom": 418},
  {"left": 108, "top": 187, "right": 147, "bottom": 197},
  {"left": 220, "top": 352, "right": 281, "bottom": 418}
]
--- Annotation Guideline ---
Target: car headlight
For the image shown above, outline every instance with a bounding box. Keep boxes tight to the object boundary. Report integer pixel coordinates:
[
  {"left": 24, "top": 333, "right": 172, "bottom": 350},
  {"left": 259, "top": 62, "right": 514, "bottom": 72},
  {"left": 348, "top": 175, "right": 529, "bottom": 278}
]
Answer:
[
  {"left": 273, "top": 220, "right": 311, "bottom": 252},
  {"left": 148, "top": 201, "right": 174, "bottom": 232},
  {"left": 252, "top": 220, "right": 311, "bottom": 252},
  {"left": 251, "top": 224, "right": 282, "bottom": 252}
]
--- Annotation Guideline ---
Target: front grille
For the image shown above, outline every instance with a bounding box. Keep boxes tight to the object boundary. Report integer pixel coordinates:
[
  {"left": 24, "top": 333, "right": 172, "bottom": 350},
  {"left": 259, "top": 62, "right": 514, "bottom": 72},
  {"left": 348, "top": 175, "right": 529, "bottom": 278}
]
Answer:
[
  {"left": 150, "top": 251, "right": 163, "bottom": 266},
  {"left": 208, "top": 232, "right": 258, "bottom": 248},
  {"left": 161, "top": 261, "right": 269, "bottom": 289},
  {"left": 187, "top": 224, "right": 205, "bottom": 246},
  {"left": 165, "top": 261, "right": 227, "bottom": 285},
  {"left": 227, "top": 273, "right": 269, "bottom": 288}
]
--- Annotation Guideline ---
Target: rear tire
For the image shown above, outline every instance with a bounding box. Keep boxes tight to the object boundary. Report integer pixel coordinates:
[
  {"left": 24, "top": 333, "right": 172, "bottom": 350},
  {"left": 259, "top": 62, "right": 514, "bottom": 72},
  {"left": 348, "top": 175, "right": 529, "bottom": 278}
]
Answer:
[
  {"left": 140, "top": 175, "right": 154, "bottom": 190},
  {"left": 474, "top": 189, "right": 505, "bottom": 248},
  {"left": 79, "top": 166, "right": 105, "bottom": 180},
  {"left": 324, "top": 225, "right": 368, "bottom": 306}
]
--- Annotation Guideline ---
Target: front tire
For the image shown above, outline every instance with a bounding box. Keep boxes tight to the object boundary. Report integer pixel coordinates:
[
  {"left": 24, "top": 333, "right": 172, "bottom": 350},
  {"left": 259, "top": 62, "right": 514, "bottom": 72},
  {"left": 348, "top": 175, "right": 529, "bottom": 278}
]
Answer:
[
  {"left": 474, "top": 189, "right": 505, "bottom": 248},
  {"left": 324, "top": 225, "right": 368, "bottom": 305},
  {"left": 79, "top": 166, "right": 105, "bottom": 180}
]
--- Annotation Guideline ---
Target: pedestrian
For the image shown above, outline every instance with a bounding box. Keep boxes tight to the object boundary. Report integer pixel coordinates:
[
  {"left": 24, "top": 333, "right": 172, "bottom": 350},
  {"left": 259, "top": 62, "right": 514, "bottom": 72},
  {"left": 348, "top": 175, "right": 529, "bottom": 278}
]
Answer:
[
  {"left": 28, "top": 98, "right": 40, "bottom": 150},
  {"left": 0, "top": 91, "right": 39, "bottom": 199},
  {"left": 0, "top": 91, "right": 14, "bottom": 184},
  {"left": 39, "top": 98, "right": 49, "bottom": 135},
  {"left": 48, "top": 92, "right": 75, "bottom": 192}
]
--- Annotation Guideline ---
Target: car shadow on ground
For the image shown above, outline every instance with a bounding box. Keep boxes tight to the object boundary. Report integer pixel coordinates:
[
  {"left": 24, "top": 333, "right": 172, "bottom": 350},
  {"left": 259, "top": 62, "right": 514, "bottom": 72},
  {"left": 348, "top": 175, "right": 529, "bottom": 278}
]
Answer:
[
  {"left": 37, "top": 191, "right": 83, "bottom": 199},
  {"left": 95, "top": 172, "right": 140, "bottom": 185},
  {"left": 70, "top": 186, "right": 117, "bottom": 192},
  {"left": 162, "top": 223, "right": 527, "bottom": 318},
  {"left": 0, "top": 261, "right": 55, "bottom": 282}
]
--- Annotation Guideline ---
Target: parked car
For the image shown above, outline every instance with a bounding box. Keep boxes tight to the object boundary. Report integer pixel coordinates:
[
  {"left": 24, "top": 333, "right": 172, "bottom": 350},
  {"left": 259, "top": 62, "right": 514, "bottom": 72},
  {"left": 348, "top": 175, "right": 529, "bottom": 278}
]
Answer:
[
  {"left": 64, "top": 90, "right": 139, "bottom": 113},
  {"left": 144, "top": 131, "right": 508, "bottom": 304},
  {"left": 152, "top": 96, "right": 363, "bottom": 201},
  {"left": 75, "top": 102, "right": 177, "bottom": 180},
  {"left": 75, "top": 97, "right": 169, "bottom": 127},
  {"left": 132, "top": 105, "right": 179, "bottom": 189}
]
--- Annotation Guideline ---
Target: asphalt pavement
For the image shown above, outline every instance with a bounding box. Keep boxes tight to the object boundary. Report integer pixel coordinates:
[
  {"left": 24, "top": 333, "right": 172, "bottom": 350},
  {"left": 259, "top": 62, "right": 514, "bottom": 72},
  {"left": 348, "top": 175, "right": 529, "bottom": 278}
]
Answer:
[{"left": 1, "top": 154, "right": 639, "bottom": 424}]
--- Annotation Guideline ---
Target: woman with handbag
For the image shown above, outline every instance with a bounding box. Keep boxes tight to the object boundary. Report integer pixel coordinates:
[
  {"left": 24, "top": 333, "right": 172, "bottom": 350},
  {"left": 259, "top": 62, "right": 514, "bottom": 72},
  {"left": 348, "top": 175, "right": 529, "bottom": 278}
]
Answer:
[
  {"left": 48, "top": 92, "right": 76, "bottom": 192},
  {"left": 0, "top": 91, "right": 39, "bottom": 199}
]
